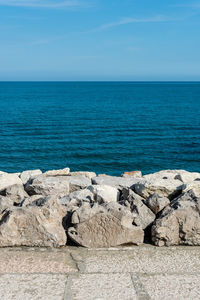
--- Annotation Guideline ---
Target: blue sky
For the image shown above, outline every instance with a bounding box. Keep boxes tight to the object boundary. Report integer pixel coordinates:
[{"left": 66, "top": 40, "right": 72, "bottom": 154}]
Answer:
[{"left": 0, "top": 0, "right": 200, "bottom": 80}]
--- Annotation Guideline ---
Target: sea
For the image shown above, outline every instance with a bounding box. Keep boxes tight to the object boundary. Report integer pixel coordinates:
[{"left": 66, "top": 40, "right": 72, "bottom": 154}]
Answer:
[{"left": 0, "top": 81, "right": 199, "bottom": 176}]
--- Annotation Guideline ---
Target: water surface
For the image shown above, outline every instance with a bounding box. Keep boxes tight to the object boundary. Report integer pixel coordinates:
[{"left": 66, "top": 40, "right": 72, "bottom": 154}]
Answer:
[{"left": 0, "top": 82, "right": 199, "bottom": 175}]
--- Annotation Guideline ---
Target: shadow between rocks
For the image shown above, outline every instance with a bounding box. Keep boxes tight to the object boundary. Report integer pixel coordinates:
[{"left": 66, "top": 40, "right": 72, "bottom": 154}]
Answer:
[
  {"left": 144, "top": 224, "right": 153, "bottom": 245},
  {"left": 62, "top": 212, "right": 79, "bottom": 246}
]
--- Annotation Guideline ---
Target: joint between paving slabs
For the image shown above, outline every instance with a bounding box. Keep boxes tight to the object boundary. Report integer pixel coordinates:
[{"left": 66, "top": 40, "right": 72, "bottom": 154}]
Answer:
[
  {"left": 63, "top": 274, "right": 73, "bottom": 300},
  {"left": 70, "top": 251, "right": 86, "bottom": 274},
  {"left": 131, "top": 273, "right": 151, "bottom": 300}
]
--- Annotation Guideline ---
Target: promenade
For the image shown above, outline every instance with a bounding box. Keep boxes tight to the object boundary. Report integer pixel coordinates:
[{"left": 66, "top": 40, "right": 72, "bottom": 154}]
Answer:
[{"left": 0, "top": 245, "right": 199, "bottom": 300}]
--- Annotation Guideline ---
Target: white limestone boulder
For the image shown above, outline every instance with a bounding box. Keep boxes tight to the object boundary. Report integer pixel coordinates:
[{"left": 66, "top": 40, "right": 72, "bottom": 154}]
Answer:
[
  {"left": 182, "top": 181, "right": 200, "bottom": 197},
  {"left": 88, "top": 185, "right": 120, "bottom": 204},
  {"left": 173, "top": 170, "right": 200, "bottom": 183},
  {"left": 0, "top": 173, "right": 23, "bottom": 192},
  {"left": 44, "top": 167, "right": 70, "bottom": 176},
  {"left": 92, "top": 175, "right": 143, "bottom": 190},
  {"left": 25, "top": 175, "right": 70, "bottom": 197},
  {"left": 20, "top": 169, "right": 42, "bottom": 185},
  {"left": 67, "top": 171, "right": 96, "bottom": 179},
  {"left": 134, "top": 170, "right": 184, "bottom": 199}
]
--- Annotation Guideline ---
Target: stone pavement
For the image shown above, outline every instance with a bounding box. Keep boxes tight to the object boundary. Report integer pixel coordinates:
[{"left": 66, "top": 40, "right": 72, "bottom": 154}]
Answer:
[{"left": 0, "top": 245, "right": 199, "bottom": 300}]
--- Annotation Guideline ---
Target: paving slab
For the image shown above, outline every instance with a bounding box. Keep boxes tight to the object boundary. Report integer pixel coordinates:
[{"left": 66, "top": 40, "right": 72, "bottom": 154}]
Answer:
[
  {"left": 0, "top": 274, "right": 67, "bottom": 300},
  {"left": 0, "top": 248, "right": 77, "bottom": 274},
  {"left": 81, "top": 246, "right": 200, "bottom": 274},
  {"left": 140, "top": 274, "right": 200, "bottom": 300},
  {"left": 0, "top": 246, "right": 199, "bottom": 300},
  {"left": 67, "top": 273, "right": 138, "bottom": 300}
]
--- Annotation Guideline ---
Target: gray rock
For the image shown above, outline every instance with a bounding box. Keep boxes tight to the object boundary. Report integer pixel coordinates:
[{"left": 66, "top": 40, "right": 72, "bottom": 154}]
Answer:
[
  {"left": 71, "top": 203, "right": 106, "bottom": 224},
  {"left": 25, "top": 175, "right": 70, "bottom": 197},
  {"left": 152, "top": 190, "right": 200, "bottom": 246},
  {"left": 92, "top": 176, "right": 143, "bottom": 190},
  {"left": 144, "top": 194, "right": 170, "bottom": 214},
  {"left": 66, "top": 176, "right": 91, "bottom": 193},
  {"left": 134, "top": 170, "right": 183, "bottom": 199},
  {"left": 0, "top": 184, "right": 28, "bottom": 204},
  {"left": 0, "top": 197, "right": 67, "bottom": 247},
  {"left": 0, "top": 173, "right": 23, "bottom": 192},
  {"left": 88, "top": 184, "right": 120, "bottom": 204},
  {"left": 104, "top": 201, "right": 133, "bottom": 217},
  {"left": 68, "top": 211, "right": 144, "bottom": 248},
  {"left": 59, "top": 188, "right": 94, "bottom": 206},
  {"left": 0, "top": 196, "right": 14, "bottom": 214},
  {"left": 20, "top": 169, "right": 42, "bottom": 185},
  {"left": 121, "top": 189, "right": 155, "bottom": 229},
  {"left": 104, "top": 202, "right": 135, "bottom": 228},
  {"left": 20, "top": 195, "right": 45, "bottom": 207},
  {"left": 25, "top": 196, "right": 49, "bottom": 208},
  {"left": 23, "top": 195, "right": 68, "bottom": 218}
]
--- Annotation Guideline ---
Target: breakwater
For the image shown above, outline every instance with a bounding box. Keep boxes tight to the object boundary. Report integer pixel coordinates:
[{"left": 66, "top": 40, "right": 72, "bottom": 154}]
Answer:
[{"left": 0, "top": 168, "right": 199, "bottom": 247}]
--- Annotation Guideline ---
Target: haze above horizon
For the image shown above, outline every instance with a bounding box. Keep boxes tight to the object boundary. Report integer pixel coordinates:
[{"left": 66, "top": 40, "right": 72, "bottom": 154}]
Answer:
[{"left": 0, "top": 0, "right": 200, "bottom": 81}]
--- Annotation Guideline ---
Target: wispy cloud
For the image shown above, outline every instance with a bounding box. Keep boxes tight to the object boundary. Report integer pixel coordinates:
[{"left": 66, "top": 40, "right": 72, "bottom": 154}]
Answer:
[
  {"left": 28, "top": 15, "right": 178, "bottom": 45},
  {"left": 89, "top": 15, "right": 175, "bottom": 32},
  {"left": 0, "top": 0, "right": 82, "bottom": 9}
]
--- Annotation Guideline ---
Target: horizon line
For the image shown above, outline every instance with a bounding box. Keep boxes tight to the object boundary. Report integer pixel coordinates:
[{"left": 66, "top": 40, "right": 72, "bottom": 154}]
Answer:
[{"left": 0, "top": 80, "right": 200, "bottom": 83}]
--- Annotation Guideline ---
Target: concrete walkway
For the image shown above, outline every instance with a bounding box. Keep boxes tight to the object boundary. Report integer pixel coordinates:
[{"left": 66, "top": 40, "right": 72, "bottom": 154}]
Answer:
[{"left": 0, "top": 245, "right": 199, "bottom": 300}]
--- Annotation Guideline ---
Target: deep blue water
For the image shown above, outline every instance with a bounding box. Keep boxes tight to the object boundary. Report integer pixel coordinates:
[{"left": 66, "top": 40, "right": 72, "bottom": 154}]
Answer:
[{"left": 0, "top": 82, "right": 200, "bottom": 175}]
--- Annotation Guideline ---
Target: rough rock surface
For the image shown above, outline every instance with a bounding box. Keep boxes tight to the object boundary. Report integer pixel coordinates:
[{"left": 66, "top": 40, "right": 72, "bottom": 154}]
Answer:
[
  {"left": 20, "top": 195, "right": 45, "bottom": 207},
  {"left": 70, "top": 203, "right": 106, "bottom": 225},
  {"left": 25, "top": 175, "right": 70, "bottom": 197},
  {"left": 59, "top": 189, "right": 94, "bottom": 206},
  {"left": 92, "top": 175, "right": 143, "bottom": 190},
  {"left": 144, "top": 194, "right": 170, "bottom": 214},
  {"left": 88, "top": 184, "right": 120, "bottom": 204},
  {"left": 0, "top": 196, "right": 14, "bottom": 214},
  {"left": 0, "top": 197, "right": 67, "bottom": 247},
  {"left": 182, "top": 181, "right": 200, "bottom": 197},
  {"left": 172, "top": 170, "right": 200, "bottom": 183},
  {"left": 0, "top": 184, "right": 28, "bottom": 204},
  {"left": 134, "top": 170, "right": 184, "bottom": 199},
  {"left": 20, "top": 169, "right": 42, "bottom": 185},
  {"left": 0, "top": 168, "right": 199, "bottom": 248},
  {"left": 67, "top": 171, "right": 96, "bottom": 179},
  {"left": 152, "top": 190, "right": 200, "bottom": 246},
  {"left": 104, "top": 202, "right": 135, "bottom": 228},
  {"left": 121, "top": 171, "right": 142, "bottom": 178},
  {"left": 44, "top": 167, "right": 70, "bottom": 176},
  {"left": 68, "top": 211, "right": 144, "bottom": 248},
  {"left": 0, "top": 173, "right": 23, "bottom": 192},
  {"left": 121, "top": 189, "right": 155, "bottom": 229},
  {"left": 65, "top": 176, "right": 91, "bottom": 193}
]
